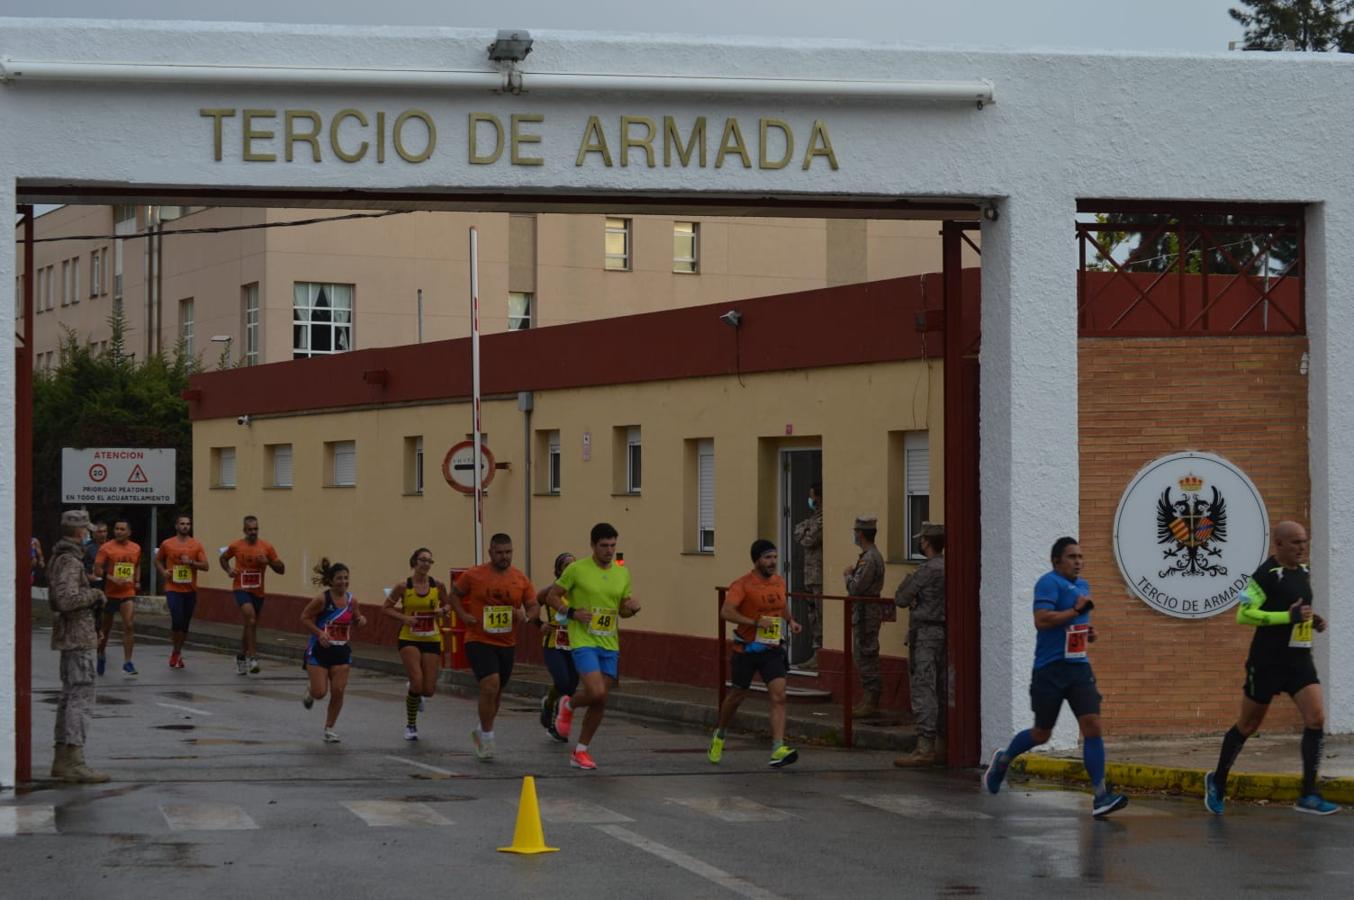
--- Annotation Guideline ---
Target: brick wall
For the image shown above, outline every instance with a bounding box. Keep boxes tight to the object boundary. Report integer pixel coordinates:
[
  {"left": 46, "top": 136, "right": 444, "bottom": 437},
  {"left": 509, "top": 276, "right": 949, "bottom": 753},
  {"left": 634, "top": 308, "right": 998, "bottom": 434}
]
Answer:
[{"left": 1079, "top": 336, "right": 1310, "bottom": 736}]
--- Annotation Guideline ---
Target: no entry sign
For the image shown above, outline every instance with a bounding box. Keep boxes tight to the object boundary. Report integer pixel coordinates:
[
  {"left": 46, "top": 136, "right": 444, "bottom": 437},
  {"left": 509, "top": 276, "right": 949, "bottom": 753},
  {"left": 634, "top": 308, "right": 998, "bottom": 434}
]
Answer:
[
  {"left": 442, "top": 441, "right": 496, "bottom": 494},
  {"left": 62, "top": 448, "right": 177, "bottom": 505}
]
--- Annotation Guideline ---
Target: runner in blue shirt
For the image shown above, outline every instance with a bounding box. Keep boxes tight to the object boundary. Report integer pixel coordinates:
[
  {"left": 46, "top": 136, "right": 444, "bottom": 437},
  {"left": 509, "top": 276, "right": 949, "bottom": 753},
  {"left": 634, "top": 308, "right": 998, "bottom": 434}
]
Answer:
[{"left": 983, "top": 537, "right": 1128, "bottom": 817}]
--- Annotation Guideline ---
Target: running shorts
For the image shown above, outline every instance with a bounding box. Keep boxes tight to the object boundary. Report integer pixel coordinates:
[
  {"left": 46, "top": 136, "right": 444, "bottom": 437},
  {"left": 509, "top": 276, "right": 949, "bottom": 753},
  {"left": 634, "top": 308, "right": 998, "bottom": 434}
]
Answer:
[
  {"left": 466, "top": 642, "right": 515, "bottom": 683},
  {"left": 572, "top": 645, "right": 619, "bottom": 680},
  {"left": 306, "top": 643, "right": 352, "bottom": 669},
  {"left": 730, "top": 648, "right": 789, "bottom": 690},
  {"left": 398, "top": 639, "right": 442, "bottom": 655},
  {"left": 233, "top": 590, "right": 264, "bottom": 613},
  {"left": 1029, "top": 660, "right": 1101, "bottom": 730},
  {"left": 1244, "top": 655, "right": 1320, "bottom": 704}
]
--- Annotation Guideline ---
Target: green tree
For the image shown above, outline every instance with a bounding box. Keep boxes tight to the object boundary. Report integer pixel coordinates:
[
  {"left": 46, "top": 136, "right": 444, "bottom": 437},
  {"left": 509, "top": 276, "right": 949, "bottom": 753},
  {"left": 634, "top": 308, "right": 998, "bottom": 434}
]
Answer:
[
  {"left": 1229, "top": 0, "right": 1354, "bottom": 51},
  {"left": 32, "top": 304, "right": 199, "bottom": 591}
]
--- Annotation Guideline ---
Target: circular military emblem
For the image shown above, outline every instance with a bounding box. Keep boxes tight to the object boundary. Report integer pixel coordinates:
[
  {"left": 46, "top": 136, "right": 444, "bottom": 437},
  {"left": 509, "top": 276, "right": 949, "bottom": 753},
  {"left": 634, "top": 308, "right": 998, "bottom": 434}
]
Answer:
[{"left": 1113, "top": 451, "right": 1269, "bottom": 620}]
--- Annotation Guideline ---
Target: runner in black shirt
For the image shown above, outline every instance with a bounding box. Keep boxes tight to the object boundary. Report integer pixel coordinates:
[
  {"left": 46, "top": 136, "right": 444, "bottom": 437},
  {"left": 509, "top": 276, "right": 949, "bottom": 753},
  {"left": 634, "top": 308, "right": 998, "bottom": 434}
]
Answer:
[{"left": 1204, "top": 521, "right": 1337, "bottom": 815}]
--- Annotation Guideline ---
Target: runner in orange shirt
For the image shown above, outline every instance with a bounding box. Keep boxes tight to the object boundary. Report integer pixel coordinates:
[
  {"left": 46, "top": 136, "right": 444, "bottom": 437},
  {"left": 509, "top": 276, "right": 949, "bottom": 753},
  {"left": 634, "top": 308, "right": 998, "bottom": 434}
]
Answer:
[
  {"left": 219, "top": 515, "right": 285, "bottom": 675},
  {"left": 709, "top": 539, "right": 802, "bottom": 768},
  {"left": 448, "top": 533, "right": 538, "bottom": 760},
  {"left": 154, "top": 514, "right": 209, "bottom": 669},
  {"left": 94, "top": 519, "right": 142, "bottom": 677}
]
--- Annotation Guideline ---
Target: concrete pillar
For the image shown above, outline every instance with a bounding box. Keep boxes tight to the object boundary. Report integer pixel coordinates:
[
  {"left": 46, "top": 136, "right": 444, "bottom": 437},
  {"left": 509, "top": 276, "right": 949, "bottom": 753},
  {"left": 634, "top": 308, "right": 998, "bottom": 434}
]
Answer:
[
  {"left": 979, "top": 192, "right": 1082, "bottom": 753},
  {"left": 1305, "top": 201, "right": 1354, "bottom": 733}
]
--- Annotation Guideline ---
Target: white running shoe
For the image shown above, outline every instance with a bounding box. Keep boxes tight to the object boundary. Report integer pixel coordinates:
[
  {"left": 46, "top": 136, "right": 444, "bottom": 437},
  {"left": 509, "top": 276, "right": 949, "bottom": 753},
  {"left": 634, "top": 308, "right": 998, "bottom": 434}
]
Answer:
[
  {"left": 235, "top": 657, "right": 248, "bottom": 675},
  {"left": 323, "top": 729, "right": 341, "bottom": 743},
  {"left": 471, "top": 729, "right": 494, "bottom": 760},
  {"left": 302, "top": 691, "right": 314, "bottom": 710},
  {"left": 404, "top": 725, "right": 419, "bottom": 742},
  {"left": 248, "top": 657, "right": 261, "bottom": 674}
]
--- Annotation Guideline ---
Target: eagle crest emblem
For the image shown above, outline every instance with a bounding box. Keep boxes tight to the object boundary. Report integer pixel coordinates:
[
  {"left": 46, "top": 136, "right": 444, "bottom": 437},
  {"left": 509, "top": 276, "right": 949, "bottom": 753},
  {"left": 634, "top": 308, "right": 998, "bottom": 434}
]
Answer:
[{"left": 1156, "top": 473, "right": 1228, "bottom": 577}]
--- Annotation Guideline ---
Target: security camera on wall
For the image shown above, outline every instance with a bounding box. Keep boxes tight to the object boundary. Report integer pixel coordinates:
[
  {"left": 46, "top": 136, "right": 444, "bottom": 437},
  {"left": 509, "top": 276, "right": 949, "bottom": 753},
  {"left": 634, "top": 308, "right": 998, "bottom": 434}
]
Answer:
[{"left": 237, "top": 415, "right": 251, "bottom": 426}]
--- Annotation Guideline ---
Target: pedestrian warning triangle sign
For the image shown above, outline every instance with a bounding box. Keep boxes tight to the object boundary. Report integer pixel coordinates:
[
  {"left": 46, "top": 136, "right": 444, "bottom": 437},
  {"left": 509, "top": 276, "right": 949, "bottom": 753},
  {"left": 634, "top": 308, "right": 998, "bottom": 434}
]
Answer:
[{"left": 127, "top": 464, "right": 149, "bottom": 484}]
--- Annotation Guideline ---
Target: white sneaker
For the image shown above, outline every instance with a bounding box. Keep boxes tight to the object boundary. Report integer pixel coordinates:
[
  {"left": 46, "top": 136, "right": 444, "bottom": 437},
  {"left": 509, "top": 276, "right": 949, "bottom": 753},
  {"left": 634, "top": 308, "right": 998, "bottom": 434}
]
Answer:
[
  {"left": 323, "top": 729, "right": 341, "bottom": 743},
  {"left": 248, "top": 657, "right": 261, "bottom": 674},
  {"left": 404, "top": 725, "right": 419, "bottom": 742},
  {"left": 302, "top": 691, "right": 314, "bottom": 710},
  {"left": 235, "top": 657, "right": 248, "bottom": 675},
  {"left": 471, "top": 729, "right": 494, "bottom": 760}
]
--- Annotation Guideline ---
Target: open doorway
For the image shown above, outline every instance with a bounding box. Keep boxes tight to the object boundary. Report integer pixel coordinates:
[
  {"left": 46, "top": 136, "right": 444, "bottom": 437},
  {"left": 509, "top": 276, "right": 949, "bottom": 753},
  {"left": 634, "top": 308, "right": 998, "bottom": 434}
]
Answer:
[{"left": 778, "top": 446, "right": 822, "bottom": 669}]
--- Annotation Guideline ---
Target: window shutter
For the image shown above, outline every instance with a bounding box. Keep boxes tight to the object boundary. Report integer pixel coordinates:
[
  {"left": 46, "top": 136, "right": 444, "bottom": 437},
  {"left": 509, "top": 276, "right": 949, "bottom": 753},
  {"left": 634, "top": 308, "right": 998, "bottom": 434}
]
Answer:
[
  {"left": 905, "top": 432, "right": 929, "bottom": 494},
  {"left": 697, "top": 440, "right": 715, "bottom": 548},
  {"left": 219, "top": 448, "right": 236, "bottom": 487},
  {"left": 334, "top": 441, "right": 356, "bottom": 486},
  {"left": 273, "top": 445, "right": 293, "bottom": 487}
]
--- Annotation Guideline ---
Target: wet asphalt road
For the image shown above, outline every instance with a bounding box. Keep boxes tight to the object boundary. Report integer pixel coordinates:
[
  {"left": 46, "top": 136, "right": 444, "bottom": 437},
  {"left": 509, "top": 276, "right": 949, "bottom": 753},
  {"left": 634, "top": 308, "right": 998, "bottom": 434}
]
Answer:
[{"left": 6, "top": 631, "right": 1354, "bottom": 899}]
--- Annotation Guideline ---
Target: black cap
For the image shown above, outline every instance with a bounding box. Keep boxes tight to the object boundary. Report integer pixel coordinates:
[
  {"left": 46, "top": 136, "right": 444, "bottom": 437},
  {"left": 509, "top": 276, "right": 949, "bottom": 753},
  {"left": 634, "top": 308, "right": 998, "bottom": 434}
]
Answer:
[{"left": 750, "top": 539, "right": 777, "bottom": 562}]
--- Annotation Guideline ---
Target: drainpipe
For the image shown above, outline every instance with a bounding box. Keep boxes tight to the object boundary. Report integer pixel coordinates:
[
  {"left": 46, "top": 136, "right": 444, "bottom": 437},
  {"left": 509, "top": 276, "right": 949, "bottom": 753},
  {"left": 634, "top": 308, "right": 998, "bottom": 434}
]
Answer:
[{"left": 518, "top": 391, "right": 534, "bottom": 579}]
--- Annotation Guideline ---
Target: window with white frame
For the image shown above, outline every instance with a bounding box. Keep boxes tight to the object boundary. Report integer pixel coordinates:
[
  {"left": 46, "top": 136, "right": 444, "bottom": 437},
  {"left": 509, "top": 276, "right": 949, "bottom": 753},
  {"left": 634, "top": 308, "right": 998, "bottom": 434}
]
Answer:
[
  {"left": 404, "top": 435, "right": 425, "bottom": 495},
  {"left": 508, "top": 291, "right": 533, "bottom": 331},
  {"left": 626, "top": 426, "right": 642, "bottom": 493},
  {"left": 34, "top": 268, "right": 44, "bottom": 313},
  {"left": 60, "top": 261, "right": 70, "bottom": 307},
  {"left": 415, "top": 437, "right": 424, "bottom": 494},
  {"left": 179, "top": 298, "right": 194, "bottom": 357},
  {"left": 329, "top": 440, "right": 357, "bottom": 487},
  {"left": 904, "top": 431, "right": 931, "bottom": 559},
  {"left": 114, "top": 206, "right": 135, "bottom": 299},
  {"left": 548, "top": 430, "right": 561, "bottom": 494},
  {"left": 90, "top": 248, "right": 104, "bottom": 297},
  {"left": 44, "top": 265, "right": 55, "bottom": 310},
  {"left": 605, "top": 217, "right": 631, "bottom": 271},
  {"left": 214, "top": 447, "right": 236, "bottom": 488},
  {"left": 69, "top": 258, "right": 80, "bottom": 304},
  {"left": 293, "top": 282, "right": 353, "bottom": 359},
  {"left": 697, "top": 439, "right": 715, "bottom": 552},
  {"left": 674, "top": 221, "right": 699, "bottom": 273},
  {"left": 270, "top": 444, "right": 293, "bottom": 488},
  {"left": 242, "top": 283, "right": 261, "bottom": 366}
]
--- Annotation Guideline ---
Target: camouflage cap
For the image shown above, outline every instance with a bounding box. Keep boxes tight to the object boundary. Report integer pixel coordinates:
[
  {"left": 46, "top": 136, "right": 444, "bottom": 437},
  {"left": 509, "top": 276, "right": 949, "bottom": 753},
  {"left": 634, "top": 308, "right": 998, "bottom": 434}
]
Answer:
[
  {"left": 61, "top": 509, "right": 91, "bottom": 529},
  {"left": 920, "top": 522, "right": 945, "bottom": 539},
  {"left": 853, "top": 515, "right": 878, "bottom": 531}
]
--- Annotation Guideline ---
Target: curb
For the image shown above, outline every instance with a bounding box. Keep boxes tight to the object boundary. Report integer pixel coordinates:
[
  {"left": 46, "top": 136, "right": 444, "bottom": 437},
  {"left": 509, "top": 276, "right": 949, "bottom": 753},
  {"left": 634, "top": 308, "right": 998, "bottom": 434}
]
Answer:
[
  {"left": 1012, "top": 755, "right": 1354, "bottom": 804},
  {"left": 123, "top": 619, "right": 916, "bottom": 753}
]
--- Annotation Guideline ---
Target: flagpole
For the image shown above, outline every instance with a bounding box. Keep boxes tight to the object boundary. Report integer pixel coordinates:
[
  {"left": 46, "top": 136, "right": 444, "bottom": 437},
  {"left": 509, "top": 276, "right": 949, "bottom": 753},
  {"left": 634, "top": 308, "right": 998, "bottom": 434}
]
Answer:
[{"left": 470, "top": 226, "right": 484, "bottom": 565}]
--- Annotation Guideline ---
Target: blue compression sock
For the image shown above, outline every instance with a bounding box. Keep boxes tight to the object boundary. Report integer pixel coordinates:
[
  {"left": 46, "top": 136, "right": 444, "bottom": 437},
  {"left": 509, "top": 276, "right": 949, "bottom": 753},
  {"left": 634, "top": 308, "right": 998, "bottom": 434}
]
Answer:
[
  {"left": 1083, "top": 736, "right": 1106, "bottom": 793},
  {"left": 1004, "top": 729, "right": 1038, "bottom": 761}
]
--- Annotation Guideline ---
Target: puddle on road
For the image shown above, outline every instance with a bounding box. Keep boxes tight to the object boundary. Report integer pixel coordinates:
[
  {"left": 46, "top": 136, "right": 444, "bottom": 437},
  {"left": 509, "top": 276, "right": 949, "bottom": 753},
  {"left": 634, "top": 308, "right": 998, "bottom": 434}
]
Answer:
[
  {"left": 154, "top": 724, "right": 196, "bottom": 732},
  {"left": 239, "top": 688, "right": 303, "bottom": 702},
  {"left": 182, "top": 738, "right": 266, "bottom": 746},
  {"left": 102, "top": 838, "right": 215, "bottom": 870},
  {"left": 400, "top": 794, "right": 476, "bottom": 803},
  {"left": 41, "top": 694, "right": 130, "bottom": 705}
]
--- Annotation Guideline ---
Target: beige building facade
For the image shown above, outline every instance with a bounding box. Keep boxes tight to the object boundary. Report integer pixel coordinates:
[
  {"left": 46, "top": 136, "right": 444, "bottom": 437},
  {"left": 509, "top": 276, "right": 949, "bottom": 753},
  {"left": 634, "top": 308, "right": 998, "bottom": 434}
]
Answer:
[{"left": 18, "top": 204, "right": 941, "bottom": 371}]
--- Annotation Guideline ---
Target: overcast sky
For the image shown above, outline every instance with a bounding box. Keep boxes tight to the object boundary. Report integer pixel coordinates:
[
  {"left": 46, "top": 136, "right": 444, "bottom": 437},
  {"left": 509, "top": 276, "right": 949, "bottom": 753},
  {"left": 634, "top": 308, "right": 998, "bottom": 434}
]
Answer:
[{"left": 2, "top": 0, "right": 1244, "bottom": 54}]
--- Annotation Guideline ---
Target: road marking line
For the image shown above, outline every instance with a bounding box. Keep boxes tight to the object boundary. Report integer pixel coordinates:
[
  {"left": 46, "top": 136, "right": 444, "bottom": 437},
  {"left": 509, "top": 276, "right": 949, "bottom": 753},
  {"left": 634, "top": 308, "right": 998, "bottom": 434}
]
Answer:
[
  {"left": 846, "top": 794, "right": 993, "bottom": 820},
  {"left": 343, "top": 800, "right": 453, "bottom": 828},
  {"left": 384, "top": 755, "right": 459, "bottom": 777},
  {"left": 528, "top": 798, "right": 633, "bottom": 824},
  {"left": 0, "top": 805, "right": 57, "bottom": 836},
  {"left": 155, "top": 702, "right": 213, "bottom": 716},
  {"left": 161, "top": 803, "right": 257, "bottom": 831},
  {"left": 596, "top": 824, "right": 785, "bottom": 900},
  {"left": 666, "top": 796, "right": 793, "bottom": 823}
]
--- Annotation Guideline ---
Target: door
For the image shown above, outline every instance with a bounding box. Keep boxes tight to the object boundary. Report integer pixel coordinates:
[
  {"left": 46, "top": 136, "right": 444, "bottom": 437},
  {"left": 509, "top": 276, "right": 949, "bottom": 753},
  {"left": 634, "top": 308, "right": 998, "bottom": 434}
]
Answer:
[{"left": 779, "top": 447, "right": 822, "bottom": 667}]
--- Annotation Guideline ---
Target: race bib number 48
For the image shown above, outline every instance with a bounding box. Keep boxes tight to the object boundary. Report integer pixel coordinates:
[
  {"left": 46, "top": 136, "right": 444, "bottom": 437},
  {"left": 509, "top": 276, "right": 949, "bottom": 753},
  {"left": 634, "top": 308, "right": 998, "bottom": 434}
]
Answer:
[
  {"left": 588, "top": 609, "right": 618, "bottom": 637},
  {"left": 1065, "top": 624, "right": 1089, "bottom": 659},
  {"left": 483, "top": 606, "right": 514, "bottom": 634}
]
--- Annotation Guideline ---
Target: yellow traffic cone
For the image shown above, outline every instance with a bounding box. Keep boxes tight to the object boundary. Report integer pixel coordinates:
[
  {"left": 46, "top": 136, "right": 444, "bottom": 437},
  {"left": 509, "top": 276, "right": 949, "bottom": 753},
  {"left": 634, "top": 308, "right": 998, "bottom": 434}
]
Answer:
[{"left": 498, "top": 775, "right": 560, "bottom": 854}]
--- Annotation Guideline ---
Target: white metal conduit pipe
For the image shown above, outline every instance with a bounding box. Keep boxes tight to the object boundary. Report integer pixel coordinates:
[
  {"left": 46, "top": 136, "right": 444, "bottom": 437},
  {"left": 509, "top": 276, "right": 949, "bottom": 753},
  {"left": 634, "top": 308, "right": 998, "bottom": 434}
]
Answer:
[{"left": 0, "top": 60, "right": 995, "bottom": 105}]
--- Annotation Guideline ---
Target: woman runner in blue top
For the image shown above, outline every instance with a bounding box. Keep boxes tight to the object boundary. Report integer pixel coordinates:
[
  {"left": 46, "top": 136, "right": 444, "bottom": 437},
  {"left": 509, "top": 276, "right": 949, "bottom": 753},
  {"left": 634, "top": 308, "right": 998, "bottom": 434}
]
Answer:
[{"left": 300, "top": 559, "right": 367, "bottom": 743}]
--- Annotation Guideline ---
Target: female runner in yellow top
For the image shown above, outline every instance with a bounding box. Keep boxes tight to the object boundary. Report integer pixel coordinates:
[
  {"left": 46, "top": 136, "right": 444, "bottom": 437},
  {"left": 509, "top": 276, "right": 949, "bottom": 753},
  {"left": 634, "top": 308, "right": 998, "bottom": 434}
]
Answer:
[{"left": 382, "top": 548, "right": 451, "bottom": 741}]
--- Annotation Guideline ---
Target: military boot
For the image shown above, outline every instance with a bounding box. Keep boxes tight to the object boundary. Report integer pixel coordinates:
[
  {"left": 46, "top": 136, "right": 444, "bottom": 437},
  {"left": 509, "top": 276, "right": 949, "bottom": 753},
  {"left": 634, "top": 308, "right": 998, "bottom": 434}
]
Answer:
[
  {"left": 893, "top": 735, "right": 937, "bottom": 768},
  {"left": 62, "top": 746, "right": 110, "bottom": 784},
  {"left": 851, "top": 692, "right": 881, "bottom": 719},
  {"left": 50, "top": 744, "right": 71, "bottom": 780}
]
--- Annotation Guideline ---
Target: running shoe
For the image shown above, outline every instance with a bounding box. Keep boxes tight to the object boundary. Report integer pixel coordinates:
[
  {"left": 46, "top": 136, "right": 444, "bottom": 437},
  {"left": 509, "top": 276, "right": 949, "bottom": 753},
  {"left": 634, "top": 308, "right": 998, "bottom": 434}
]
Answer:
[
  {"left": 122, "top": 661, "right": 137, "bottom": 677},
  {"left": 547, "top": 725, "right": 569, "bottom": 743},
  {"left": 539, "top": 694, "right": 553, "bottom": 730},
  {"left": 302, "top": 690, "right": 314, "bottom": 710},
  {"left": 554, "top": 696, "right": 574, "bottom": 738},
  {"left": 1203, "top": 771, "right": 1225, "bottom": 815},
  {"left": 323, "top": 729, "right": 341, "bottom": 743},
  {"left": 708, "top": 733, "right": 725, "bottom": 765},
  {"left": 570, "top": 748, "right": 597, "bottom": 770},
  {"left": 471, "top": 729, "right": 494, "bottom": 761},
  {"left": 984, "top": 748, "right": 1010, "bottom": 794},
  {"left": 769, "top": 745, "right": 799, "bottom": 768},
  {"left": 404, "top": 725, "right": 419, "bottom": 742},
  {"left": 248, "top": 657, "right": 261, "bottom": 674},
  {"left": 1092, "top": 790, "right": 1129, "bottom": 818},
  {"left": 168, "top": 652, "right": 180, "bottom": 669},
  {"left": 1295, "top": 794, "right": 1340, "bottom": 816},
  {"left": 96, "top": 654, "right": 106, "bottom": 676},
  {"left": 172, "top": 654, "right": 185, "bottom": 669},
  {"left": 235, "top": 656, "right": 248, "bottom": 675}
]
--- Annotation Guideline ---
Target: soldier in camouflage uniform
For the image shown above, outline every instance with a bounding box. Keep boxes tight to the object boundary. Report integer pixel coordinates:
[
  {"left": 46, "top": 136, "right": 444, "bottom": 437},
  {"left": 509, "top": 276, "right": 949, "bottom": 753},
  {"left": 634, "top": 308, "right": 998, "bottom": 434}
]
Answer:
[
  {"left": 844, "top": 515, "right": 886, "bottom": 718},
  {"left": 893, "top": 523, "right": 946, "bottom": 767},
  {"left": 47, "top": 509, "right": 110, "bottom": 783},
  {"left": 792, "top": 483, "right": 824, "bottom": 665}
]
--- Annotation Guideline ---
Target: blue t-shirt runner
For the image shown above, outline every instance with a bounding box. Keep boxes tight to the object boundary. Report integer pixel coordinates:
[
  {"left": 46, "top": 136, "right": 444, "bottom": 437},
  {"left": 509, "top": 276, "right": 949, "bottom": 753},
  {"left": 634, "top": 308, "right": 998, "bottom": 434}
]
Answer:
[{"left": 982, "top": 537, "right": 1128, "bottom": 818}]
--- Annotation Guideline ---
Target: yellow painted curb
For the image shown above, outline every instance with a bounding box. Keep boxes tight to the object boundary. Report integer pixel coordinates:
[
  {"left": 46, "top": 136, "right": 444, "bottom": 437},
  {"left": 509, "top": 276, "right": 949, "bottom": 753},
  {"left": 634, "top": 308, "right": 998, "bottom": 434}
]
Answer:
[{"left": 1010, "top": 756, "right": 1354, "bottom": 804}]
